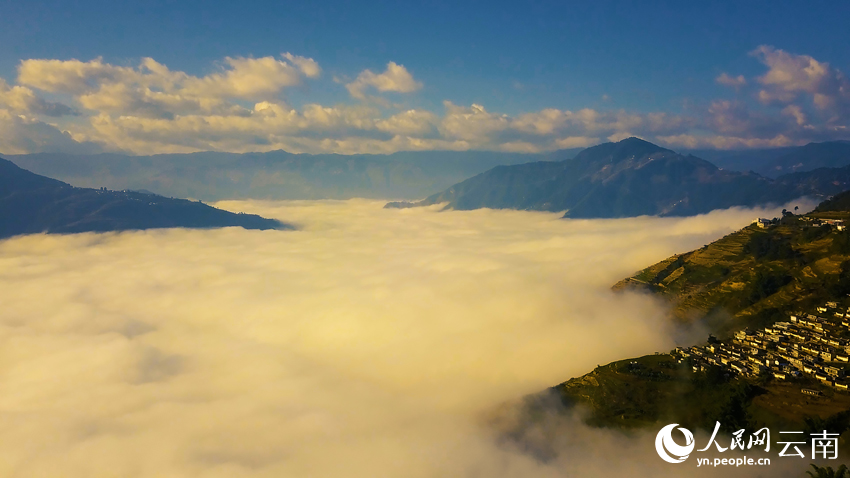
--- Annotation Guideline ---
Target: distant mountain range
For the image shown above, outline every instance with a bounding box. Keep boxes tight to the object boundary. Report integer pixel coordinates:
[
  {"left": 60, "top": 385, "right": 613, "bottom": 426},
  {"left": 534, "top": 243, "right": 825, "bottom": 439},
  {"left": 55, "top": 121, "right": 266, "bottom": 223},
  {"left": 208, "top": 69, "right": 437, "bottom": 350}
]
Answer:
[
  {"left": 685, "top": 140, "right": 850, "bottom": 177},
  {"left": 386, "top": 138, "right": 850, "bottom": 218},
  {"left": 0, "top": 157, "right": 286, "bottom": 240},
  {"left": 5, "top": 149, "right": 581, "bottom": 201},
  {"left": 8, "top": 141, "right": 849, "bottom": 204},
  {"left": 8, "top": 139, "right": 849, "bottom": 211}
]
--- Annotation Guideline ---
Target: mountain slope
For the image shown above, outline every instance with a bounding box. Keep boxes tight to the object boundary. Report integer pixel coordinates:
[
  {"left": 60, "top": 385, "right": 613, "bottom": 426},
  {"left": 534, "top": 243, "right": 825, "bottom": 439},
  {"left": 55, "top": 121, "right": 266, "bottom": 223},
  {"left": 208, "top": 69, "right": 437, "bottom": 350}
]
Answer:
[
  {"left": 773, "top": 164, "right": 850, "bottom": 198},
  {"left": 0, "top": 157, "right": 287, "bottom": 239},
  {"left": 613, "top": 190, "right": 850, "bottom": 332},
  {"left": 683, "top": 140, "right": 850, "bottom": 177},
  {"left": 498, "top": 192, "right": 850, "bottom": 439},
  {"left": 682, "top": 146, "right": 795, "bottom": 174},
  {"left": 763, "top": 141, "right": 850, "bottom": 177},
  {"left": 387, "top": 138, "right": 830, "bottom": 218},
  {"left": 6, "top": 149, "right": 581, "bottom": 201},
  {"left": 524, "top": 192, "right": 850, "bottom": 436}
]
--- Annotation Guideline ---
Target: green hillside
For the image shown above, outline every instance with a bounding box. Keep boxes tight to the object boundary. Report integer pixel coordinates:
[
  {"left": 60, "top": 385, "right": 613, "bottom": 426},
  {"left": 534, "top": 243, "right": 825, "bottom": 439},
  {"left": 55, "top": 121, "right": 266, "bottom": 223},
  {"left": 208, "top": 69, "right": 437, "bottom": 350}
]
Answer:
[
  {"left": 547, "top": 354, "right": 850, "bottom": 434},
  {"left": 513, "top": 191, "right": 850, "bottom": 441},
  {"left": 614, "top": 202, "right": 850, "bottom": 335}
]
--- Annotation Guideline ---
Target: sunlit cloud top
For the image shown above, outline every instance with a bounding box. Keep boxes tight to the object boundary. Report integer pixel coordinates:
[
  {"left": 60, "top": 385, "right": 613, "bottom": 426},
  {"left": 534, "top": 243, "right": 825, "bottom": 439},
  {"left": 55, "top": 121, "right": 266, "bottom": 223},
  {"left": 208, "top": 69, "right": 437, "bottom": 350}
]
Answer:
[{"left": 0, "top": 199, "right": 811, "bottom": 477}]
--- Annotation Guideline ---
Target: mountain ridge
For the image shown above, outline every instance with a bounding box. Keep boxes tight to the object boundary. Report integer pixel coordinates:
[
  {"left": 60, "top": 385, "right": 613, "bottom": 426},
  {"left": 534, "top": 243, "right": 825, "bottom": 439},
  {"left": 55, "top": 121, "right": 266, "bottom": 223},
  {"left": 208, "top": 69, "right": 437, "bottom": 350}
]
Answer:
[
  {"left": 683, "top": 140, "right": 850, "bottom": 177},
  {"left": 498, "top": 191, "right": 850, "bottom": 442},
  {"left": 6, "top": 149, "right": 583, "bottom": 201},
  {"left": 0, "top": 157, "right": 288, "bottom": 239},
  {"left": 611, "top": 190, "right": 850, "bottom": 332},
  {"left": 386, "top": 137, "right": 835, "bottom": 218}
]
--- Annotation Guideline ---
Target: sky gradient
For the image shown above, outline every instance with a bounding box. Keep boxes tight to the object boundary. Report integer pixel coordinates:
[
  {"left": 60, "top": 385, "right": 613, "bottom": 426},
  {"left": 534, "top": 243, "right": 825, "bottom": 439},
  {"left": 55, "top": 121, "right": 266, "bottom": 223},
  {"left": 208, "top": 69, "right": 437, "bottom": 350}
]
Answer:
[{"left": 1, "top": 0, "right": 849, "bottom": 155}]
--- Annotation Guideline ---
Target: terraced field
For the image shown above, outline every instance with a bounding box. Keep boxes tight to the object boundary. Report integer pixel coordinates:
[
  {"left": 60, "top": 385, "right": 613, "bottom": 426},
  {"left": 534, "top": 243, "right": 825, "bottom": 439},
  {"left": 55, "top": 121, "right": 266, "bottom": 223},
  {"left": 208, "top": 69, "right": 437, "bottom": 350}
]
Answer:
[
  {"left": 614, "top": 208, "right": 850, "bottom": 335},
  {"left": 524, "top": 193, "right": 850, "bottom": 438},
  {"left": 550, "top": 353, "right": 850, "bottom": 435}
]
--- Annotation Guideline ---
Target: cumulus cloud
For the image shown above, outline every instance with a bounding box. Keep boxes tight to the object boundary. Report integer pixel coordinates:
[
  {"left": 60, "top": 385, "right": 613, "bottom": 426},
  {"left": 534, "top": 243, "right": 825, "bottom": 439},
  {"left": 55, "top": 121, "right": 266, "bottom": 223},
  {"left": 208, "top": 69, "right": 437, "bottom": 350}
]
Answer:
[
  {"left": 705, "top": 100, "right": 787, "bottom": 137},
  {"left": 345, "top": 61, "right": 422, "bottom": 99},
  {"left": 715, "top": 72, "right": 747, "bottom": 89},
  {"left": 20, "top": 54, "right": 319, "bottom": 99},
  {"left": 0, "top": 199, "right": 813, "bottom": 477},
  {"left": 18, "top": 54, "right": 320, "bottom": 120},
  {"left": 0, "top": 77, "right": 96, "bottom": 154},
  {"left": 752, "top": 45, "right": 850, "bottom": 120},
  {"left": 440, "top": 102, "right": 510, "bottom": 142},
  {"left": 374, "top": 109, "right": 438, "bottom": 136},
  {"left": 653, "top": 97, "right": 805, "bottom": 150},
  {"left": 438, "top": 103, "right": 690, "bottom": 151},
  {"left": 2, "top": 47, "right": 850, "bottom": 155},
  {"left": 0, "top": 78, "right": 76, "bottom": 117},
  {"left": 79, "top": 101, "right": 418, "bottom": 154},
  {"left": 656, "top": 133, "right": 794, "bottom": 150},
  {"left": 0, "top": 110, "right": 102, "bottom": 155}
]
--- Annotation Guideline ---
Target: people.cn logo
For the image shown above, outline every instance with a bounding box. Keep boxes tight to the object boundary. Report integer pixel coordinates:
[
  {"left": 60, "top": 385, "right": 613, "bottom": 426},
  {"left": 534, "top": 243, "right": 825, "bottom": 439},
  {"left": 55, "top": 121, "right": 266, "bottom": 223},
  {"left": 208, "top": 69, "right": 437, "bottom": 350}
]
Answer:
[{"left": 655, "top": 424, "right": 696, "bottom": 463}]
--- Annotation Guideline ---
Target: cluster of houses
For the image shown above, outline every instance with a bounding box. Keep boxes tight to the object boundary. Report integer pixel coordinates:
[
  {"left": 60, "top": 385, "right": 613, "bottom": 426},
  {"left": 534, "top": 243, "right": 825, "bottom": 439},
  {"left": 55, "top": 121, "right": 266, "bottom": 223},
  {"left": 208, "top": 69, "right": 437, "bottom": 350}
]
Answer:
[
  {"left": 753, "top": 218, "right": 774, "bottom": 228},
  {"left": 752, "top": 217, "right": 845, "bottom": 231},
  {"left": 674, "top": 301, "right": 850, "bottom": 391},
  {"left": 814, "top": 218, "right": 846, "bottom": 231}
]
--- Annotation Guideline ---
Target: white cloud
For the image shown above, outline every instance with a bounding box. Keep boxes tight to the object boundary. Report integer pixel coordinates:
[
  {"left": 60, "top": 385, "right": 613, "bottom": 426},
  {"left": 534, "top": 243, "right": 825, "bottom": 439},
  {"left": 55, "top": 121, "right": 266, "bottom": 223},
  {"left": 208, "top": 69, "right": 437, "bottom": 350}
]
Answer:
[
  {"left": 0, "top": 199, "right": 808, "bottom": 477},
  {"left": 656, "top": 133, "right": 793, "bottom": 150},
  {"left": 607, "top": 131, "right": 638, "bottom": 142},
  {"left": 2, "top": 48, "right": 850, "bottom": 155},
  {"left": 17, "top": 54, "right": 320, "bottom": 121},
  {"left": 753, "top": 46, "right": 833, "bottom": 96},
  {"left": 704, "top": 100, "right": 789, "bottom": 138},
  {"left": 553, "top": 136, "right": 598, "bottom": 149},
  {"left": 346, "top": 62, "right": 422, "bottom": 99},
  {"left": 374, "top": 109, "right": 438, "bottom": 136},
  {"left": 282, "top": 52, "right": 322, "bottom": 78},
  {"left": 439, "top": 102, "right": 510, "bottom": 142},
  {"left": 20, "top": 54, "right": 318, "bottom": 100},
  {"left": 512, "top": 109, "right": 565, "bottom": 135},
  {"left": 181, "top": 56, "right": 313, "bottom": 99},
  {"left": 751, "top": 45, "right": 850, "bottom": 119},
  {"left": 498, "top": 140, "right": 541, "bottom": 153},
  {"left": 782, "top": 104, "right": 808, "bottom": 126},
  {"left": 715, "top": 72, "right": 747, "bottom": 89},
  {"left": 0, "top": 78, "right": 76, "bottom": 117},
  {"left": 0, "top": 110, "right": 101, "bottom": 155},
  {"left": 18, "top": 57, "right": 132, "bottom": 94}
]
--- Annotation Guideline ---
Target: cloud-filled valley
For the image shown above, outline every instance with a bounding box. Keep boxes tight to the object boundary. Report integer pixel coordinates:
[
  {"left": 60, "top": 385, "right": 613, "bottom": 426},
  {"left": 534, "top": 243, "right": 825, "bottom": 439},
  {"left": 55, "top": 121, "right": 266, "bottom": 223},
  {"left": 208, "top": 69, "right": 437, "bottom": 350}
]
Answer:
[{"left": 0, "top": 199, "right": 820, "bottom": 477}]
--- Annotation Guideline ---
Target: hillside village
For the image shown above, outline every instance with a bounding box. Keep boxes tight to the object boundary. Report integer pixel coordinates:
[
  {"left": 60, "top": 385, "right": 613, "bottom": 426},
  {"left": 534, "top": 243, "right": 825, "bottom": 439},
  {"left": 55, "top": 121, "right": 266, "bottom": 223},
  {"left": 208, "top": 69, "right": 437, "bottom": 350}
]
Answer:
[
  {"left": 754, "top": 216, "right": 845, "bottom": 230},
  {"left": 675, "top": 300, "right": 850, "bottom": 392}
]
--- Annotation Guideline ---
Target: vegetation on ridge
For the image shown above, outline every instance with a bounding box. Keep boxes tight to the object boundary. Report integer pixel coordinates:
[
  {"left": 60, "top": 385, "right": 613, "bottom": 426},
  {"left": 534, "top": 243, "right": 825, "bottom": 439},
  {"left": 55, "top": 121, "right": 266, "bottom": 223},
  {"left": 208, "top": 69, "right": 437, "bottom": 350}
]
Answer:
[
  {"left": 510, "top": 190, "right": 850, "bottom": 446},
  {"left": 613, "top": 198, "right": 850, "bottom": 336}
]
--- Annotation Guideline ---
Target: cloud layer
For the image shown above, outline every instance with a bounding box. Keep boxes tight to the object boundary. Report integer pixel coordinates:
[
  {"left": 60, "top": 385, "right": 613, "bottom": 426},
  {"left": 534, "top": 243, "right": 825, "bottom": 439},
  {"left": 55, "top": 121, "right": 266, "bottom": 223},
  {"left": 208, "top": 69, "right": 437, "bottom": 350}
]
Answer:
[
  {"left": 0, "top": 46, "right": 849, "bottom": 155},
  {"left": 0, "top": 199, "right": 815, "bottom": 477}
]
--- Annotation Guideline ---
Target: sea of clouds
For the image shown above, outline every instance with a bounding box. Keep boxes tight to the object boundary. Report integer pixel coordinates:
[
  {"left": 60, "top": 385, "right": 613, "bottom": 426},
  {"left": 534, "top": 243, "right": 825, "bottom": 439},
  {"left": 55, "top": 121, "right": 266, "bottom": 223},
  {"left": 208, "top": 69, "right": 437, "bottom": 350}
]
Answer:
[{"left": 0, "top": 199, "right": 819, "bottom": 477}]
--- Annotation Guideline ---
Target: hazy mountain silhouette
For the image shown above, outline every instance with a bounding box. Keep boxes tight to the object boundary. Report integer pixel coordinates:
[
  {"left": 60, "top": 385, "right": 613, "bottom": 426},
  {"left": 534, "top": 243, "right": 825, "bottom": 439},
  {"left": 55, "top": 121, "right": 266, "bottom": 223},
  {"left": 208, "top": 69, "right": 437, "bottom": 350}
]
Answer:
[
  {"left": 386, "top": 138, "right": 850, "bottom": 218},
  {"left": 0, "top": 157, "right": 287, "bottom": 239},
  {"left": 761, "top": 140, "right": 850, "bottom": 176},
  {"left": 686, "top": 140, "right": 850, "bottom": 177},
  {"left": 6, "top": 149, "right": 582, "bottom": 201}
]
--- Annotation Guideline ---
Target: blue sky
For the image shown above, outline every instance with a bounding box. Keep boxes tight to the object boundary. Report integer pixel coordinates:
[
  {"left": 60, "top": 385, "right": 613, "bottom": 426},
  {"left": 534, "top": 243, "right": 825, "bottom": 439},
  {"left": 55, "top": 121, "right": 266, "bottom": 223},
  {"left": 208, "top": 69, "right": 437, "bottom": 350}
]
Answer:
[{"left": 1, "top": 0, "right": 849, "bottom": 155}]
